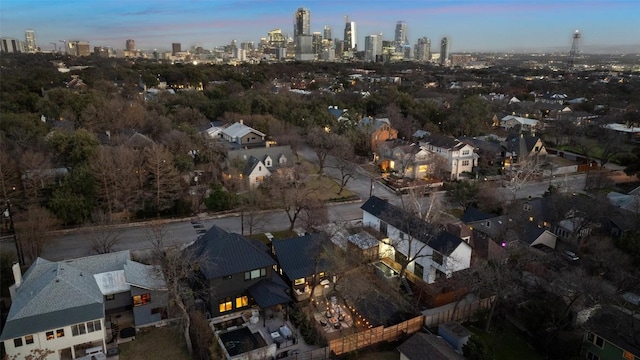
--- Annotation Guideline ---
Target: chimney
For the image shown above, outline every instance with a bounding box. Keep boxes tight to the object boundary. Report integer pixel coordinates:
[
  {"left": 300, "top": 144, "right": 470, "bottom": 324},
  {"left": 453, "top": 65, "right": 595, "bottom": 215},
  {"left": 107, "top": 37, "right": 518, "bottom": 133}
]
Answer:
[
  {"left": 12, "top": 262, "right": 22, "bottom": 287},
  {"left": 240, "top": 119, "right": 244, "bottom": 125}
]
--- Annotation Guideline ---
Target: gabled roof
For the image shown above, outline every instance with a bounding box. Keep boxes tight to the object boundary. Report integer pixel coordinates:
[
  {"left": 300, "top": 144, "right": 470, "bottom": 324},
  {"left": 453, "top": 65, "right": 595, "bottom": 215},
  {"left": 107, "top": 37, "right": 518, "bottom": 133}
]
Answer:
[
  {"left": 460, "top": 207, "right": 496, "bottom": 223},
  {"left": 246, "top": 276, "right": 291, "bottom": 308},
  {"left": 520, "top": 223, "right": 550, "bottom": 245},
  {"left": 0, "top": 259, "right": 104, "bottom": 340},
  {"left": 272, "top": 234, "right": 329, "bottom": 280},
  {"left": 221, "top": 122, "right": 266, "bottom": 139},
  {"left": 429, "top": 231, "right": 466, "bottom": 256},
  {"left": 398, "top": 332, "right": 464, "bottom": 360},
  {"left": 187, "top": 225, "right": 276, "bottom": 279},
  {"left": 361, "top": 196, "right": 464, "bottom": 255},
  {"left": 421, "top": 134, "right": 466, "bottom": 151},
  {"left": 124, "top": 260, "right": 166, "bottom": 291},
  {"left": 327, "top": 106, "right": 347, "bottom": 119},
  {"left": 458, "top": 136, "right": 503, "bottom": 154},
  {"left": 227, "top": 145, "right": 293, "bottom": 167},
  {"left": 585, "top": 306, "right": 640, "bottom": 357},
  {"left": 357, "top": 117, "right": 393, "bottom": 134},
  {"left": 243, "top": 156, "right": 269, "bottom": 177},
  {"left": 504, "top": 133, "right": 542, "bottom": 155}
]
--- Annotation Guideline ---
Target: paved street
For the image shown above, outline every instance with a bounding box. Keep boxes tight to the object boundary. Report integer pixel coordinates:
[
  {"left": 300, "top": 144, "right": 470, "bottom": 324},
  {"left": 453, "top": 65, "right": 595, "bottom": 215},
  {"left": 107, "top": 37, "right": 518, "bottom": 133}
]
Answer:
[{"left": 26, "top": 148, "right": 589, "bottom": 261}]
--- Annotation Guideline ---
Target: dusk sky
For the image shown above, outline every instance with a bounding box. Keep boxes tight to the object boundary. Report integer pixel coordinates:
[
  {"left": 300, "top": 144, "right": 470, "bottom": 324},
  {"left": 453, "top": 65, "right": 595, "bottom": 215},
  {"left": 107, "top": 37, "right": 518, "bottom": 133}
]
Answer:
[{"left": 1, "top": 0, "right": 639, "bottom": 53}]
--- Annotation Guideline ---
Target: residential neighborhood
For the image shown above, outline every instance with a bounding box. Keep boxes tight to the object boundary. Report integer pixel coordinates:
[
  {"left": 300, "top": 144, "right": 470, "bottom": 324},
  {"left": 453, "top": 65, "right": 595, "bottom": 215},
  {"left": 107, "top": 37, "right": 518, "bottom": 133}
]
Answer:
[{"left": 1, "top": 43, "right": 640, "bottom": 360}]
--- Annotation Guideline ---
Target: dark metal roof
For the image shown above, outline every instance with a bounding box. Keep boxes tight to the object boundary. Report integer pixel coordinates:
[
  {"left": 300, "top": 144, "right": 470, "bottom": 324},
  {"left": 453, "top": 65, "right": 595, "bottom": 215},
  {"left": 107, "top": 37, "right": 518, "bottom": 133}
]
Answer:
[
  {"left": 460, "top": 207, "right": 495, "bottom": 223},
  {"left": 421, "top": 133, "right": 465, "bottom": 150},
  {"left": 398, "top": 332, "right": 464, "bottom": 360},
  {"left": 361, "top": 196, "right": 465, "bottom": 256},
  {"left": 247, "top": 276, "right": 292, "bottom": 309},
  {"left": 272, "top": 234, "right": 329, "bottom": 281},
  {"left": 187, "top": 225, "right": 276, "bottom": 279},
  {"left": 429, "top": 231, "right": 465, "bottom": 256}
]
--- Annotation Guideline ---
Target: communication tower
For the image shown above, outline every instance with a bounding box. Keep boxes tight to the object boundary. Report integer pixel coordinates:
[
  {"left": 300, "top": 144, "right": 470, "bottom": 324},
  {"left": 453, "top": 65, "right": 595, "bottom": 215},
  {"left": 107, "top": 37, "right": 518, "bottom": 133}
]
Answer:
[{"left": 567, "top": 30, "right": 581, "bottom": 70}]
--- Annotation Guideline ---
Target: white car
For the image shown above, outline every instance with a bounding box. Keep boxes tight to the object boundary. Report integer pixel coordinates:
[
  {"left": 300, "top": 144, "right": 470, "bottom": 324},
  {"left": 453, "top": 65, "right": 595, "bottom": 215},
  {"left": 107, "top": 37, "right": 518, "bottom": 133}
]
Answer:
[{"left": 562, "top": 250, "right": 579, "bottom": 261}]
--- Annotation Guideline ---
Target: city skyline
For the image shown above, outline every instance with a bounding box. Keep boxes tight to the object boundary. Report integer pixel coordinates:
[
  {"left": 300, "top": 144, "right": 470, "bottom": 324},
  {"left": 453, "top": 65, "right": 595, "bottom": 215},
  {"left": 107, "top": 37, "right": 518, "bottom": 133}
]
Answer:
[{"left": 1, "top": 0, "right": 639, "bottom": 53}]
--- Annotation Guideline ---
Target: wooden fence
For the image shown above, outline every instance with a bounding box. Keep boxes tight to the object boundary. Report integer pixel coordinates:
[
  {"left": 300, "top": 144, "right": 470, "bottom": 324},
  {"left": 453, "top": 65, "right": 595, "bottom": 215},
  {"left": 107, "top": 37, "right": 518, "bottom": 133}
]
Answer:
[
  {"left": 328, "top": 315, "right": 424, "bottom": 356},
  {"left": 423, "top": 296, "right": 495, "bottom": 327}
]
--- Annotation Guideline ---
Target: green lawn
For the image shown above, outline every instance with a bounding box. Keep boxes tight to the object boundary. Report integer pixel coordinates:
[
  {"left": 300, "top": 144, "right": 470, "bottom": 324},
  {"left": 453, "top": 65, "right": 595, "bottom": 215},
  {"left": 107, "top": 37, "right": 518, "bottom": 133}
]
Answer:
[
  {"left": 468, "top": 325, "right": 544, "bottom": 360},
  {"left": 119, "top": 326, "right": 191, "bottom": 360}
]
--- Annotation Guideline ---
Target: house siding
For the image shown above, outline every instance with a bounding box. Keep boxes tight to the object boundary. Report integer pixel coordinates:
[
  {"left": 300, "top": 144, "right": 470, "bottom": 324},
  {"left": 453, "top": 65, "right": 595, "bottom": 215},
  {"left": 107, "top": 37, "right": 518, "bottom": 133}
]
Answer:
[
  {"left": 3, "top": 318, "right": 105, "bottom": 360},
  {"left": 209, "top": 267, "right": 273, "bottom": 317},
  {"left": 131, "top": 287, "right": 168, "bottom": 326}
]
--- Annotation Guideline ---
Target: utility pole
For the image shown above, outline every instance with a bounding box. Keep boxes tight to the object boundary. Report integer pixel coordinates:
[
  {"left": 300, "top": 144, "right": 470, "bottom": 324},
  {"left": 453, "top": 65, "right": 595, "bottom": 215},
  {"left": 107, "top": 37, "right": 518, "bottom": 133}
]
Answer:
[
  {"left": 5, "top": 200, "right": 24, "bottom": 265},
  {"left": 369, "top": 178, "right": 375, "bottom": 198},
  {"left": 50, "top": 42, "right": 57, "bottom": 53}
]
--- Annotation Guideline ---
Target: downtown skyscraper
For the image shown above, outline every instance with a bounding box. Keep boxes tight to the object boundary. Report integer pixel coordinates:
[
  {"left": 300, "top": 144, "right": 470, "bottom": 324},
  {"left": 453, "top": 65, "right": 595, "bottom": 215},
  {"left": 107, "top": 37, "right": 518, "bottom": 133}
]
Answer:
[
  {"left": 394, "top": 21, "right": 408, "bottom": 50},
  {"left": 294, "top": 8, "right": 313, "bottom": 61},
  {"left": 24, "top": 29, "right": 36, "bottom": 53},
  {"left": 440, "top": 37, "right": 449, "bottom": 65},
  {"left": 415, "top": 37, "right": 431, "bottom": 62},
  {"left": 343, "top": 16, "right": 357, "bottom": 56}
]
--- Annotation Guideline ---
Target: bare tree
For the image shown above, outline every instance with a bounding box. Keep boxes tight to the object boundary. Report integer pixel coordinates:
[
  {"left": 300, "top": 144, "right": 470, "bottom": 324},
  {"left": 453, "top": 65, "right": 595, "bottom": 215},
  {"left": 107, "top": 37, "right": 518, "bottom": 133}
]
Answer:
[
  {"left": 88, "top": 210, "right": 122, "bottom": 254},
  {"left": 327, "top": 141, "right": 356, "bottom": 195},
  {"left": 14, "top": 206, "right": 58, "bottom": 263},
  {"left": 0, "top": 150, "right": 21, "bottom": 201},
  {"left": 144, "top": 144, "right": 184, "bottom": 216},
  {"left": 307, "top": 127, "right": 343, "bottom": 176},
  {"left": 264, "top": 166, "right": 321, "bottom": 231},
  {"left": 503, "top": 158, "right": 541, "bottom": 201},
  {"left": 19, "top": 150, "right": 52, "bottom": 206},
  {"left": 146, "top": 223, "right": 209, "bottom": 356}
]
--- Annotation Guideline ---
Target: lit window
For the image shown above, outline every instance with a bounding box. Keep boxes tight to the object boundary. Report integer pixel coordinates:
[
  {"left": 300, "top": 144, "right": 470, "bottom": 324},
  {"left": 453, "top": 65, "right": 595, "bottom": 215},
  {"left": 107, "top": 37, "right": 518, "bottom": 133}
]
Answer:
[
  {"left": 13, "top": 338, "right": 23, "bottom": 347},
  {"left": 133, "top": 293, "right": 151, "bottom": 306},
  {"left": 219, "top": 298, "right": 232, "bottom": 312},
  {"left": 24, "top": 335, "right": 33, "bottom": 345},
  {"left": 106, "top": 294, "right": 115, "bottom": 300},
  {"left": 235, "top": 296, "right": 248, "bottom": 308},
  {"left": 294, "top": 278, "right": 305, "bottom": 286},
  {"left": 56, "top": 329, "right": 64, "bottom": 338},
  {"left": 528, "top": 216, "right": 534, "bottom": 222},
  {"left": 46, "top": 331, "right": 54, "bottom": 340}
]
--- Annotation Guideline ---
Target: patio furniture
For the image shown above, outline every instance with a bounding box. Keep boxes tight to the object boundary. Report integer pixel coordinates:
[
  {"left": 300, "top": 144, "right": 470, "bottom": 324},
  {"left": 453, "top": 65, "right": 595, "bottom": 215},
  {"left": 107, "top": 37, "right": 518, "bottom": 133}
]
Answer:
[{"left": 279, "top": 325, "right": 292, "bottom": 339}]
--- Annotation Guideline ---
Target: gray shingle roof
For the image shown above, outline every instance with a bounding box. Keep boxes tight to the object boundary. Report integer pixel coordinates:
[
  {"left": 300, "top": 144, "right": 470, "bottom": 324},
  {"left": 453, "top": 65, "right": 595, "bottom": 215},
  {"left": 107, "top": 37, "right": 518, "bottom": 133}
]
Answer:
[
  {"left": 124, "top": 260, "right": 166, "bottom": 291},
  {"left": 63, "top": 250, "right": 130, "bottom": 274},
  {"left": 227, "top": 146, "right": 293, "bottom": 168},
  {"left": 398, "top": 332, "right": 464, "bottom": 360},
  {"left": 421, "top": 134, "right": 465, "bottom": 150},
  {"left": 187, "top": 225, "right": 276, "bottom": 279},
  {"left": 585, "top": 306, "right": 640, "bottom": 357},
  {"left": 460, "top": 207, "right": 495, "bottom": 223},
  {"left": 0, "top": 259, "right": 104, "bottom": 340}
]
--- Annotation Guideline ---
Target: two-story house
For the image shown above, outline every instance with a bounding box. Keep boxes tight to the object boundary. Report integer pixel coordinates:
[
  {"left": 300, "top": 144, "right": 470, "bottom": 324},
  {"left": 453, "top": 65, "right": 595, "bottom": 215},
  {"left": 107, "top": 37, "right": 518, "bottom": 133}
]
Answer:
[
  {"left": 185, "top": 225, "right": 291, "bottom": 319},
  {"left": 225, "top": 145, "right": 294, "bottom": 189},
  {"left": 503, "top": 133, "right": 547, "bottom": 166},
  {"left": 377, "top": 141, "right": 436, "bottom": 179},
  {"left": 361, "top": 196, "right": 472, "bottom": 284},
  {"left": 0, "top": 251, "right": 167, "bottom": 360},
  {"left": 582, "top": 306, "right": 640, "bottom": 360},
  {"left": 419, "top": 134, "right": 478, "bottom": 180},
  {"left": 271, "top": 233, "right": 332, "bottom": 301},
  {"left": 358, "top": 117, "right": 399, "bottom": 154}
]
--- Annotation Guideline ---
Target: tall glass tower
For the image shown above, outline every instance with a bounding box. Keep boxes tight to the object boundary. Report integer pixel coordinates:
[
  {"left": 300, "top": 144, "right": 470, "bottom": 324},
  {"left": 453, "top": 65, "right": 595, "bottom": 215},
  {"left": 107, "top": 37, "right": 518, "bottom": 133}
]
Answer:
[
  {"left": 344, "top": 16, "right": 357, "bottom": 54},
  {"left": 394, "top": 21, "right": 408, "bottom": 49},
  {"left": 440, "top": 37, "right": 449, "bottom": 65},
  {"left": 294, "top": 8, "right": 310, "bottom": 37}
]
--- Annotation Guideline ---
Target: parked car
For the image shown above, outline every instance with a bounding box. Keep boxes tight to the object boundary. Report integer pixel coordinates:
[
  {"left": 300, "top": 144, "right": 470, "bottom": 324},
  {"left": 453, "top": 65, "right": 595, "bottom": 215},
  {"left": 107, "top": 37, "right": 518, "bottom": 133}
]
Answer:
[{"left": 562, "top": 250, "right": 579, "bottom": 261}]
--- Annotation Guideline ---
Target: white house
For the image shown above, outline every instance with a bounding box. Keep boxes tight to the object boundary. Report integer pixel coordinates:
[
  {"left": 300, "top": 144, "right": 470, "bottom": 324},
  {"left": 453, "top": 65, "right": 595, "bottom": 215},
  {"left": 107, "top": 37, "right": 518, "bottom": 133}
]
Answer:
[
  {"left": 361, "top": 196, "right": 472, "bottom": 284},
  {"left": 419, "top": 134, "right": 478, "bottom": 180},
  {"left": 226, "top": 145, "right": 294, "bottom": 190},
  {"left": 500, "top": 115, "right": 540, "bottom": 132},
  {"left": 1, "top": 251, "right": 167, "bottom": 360}
]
